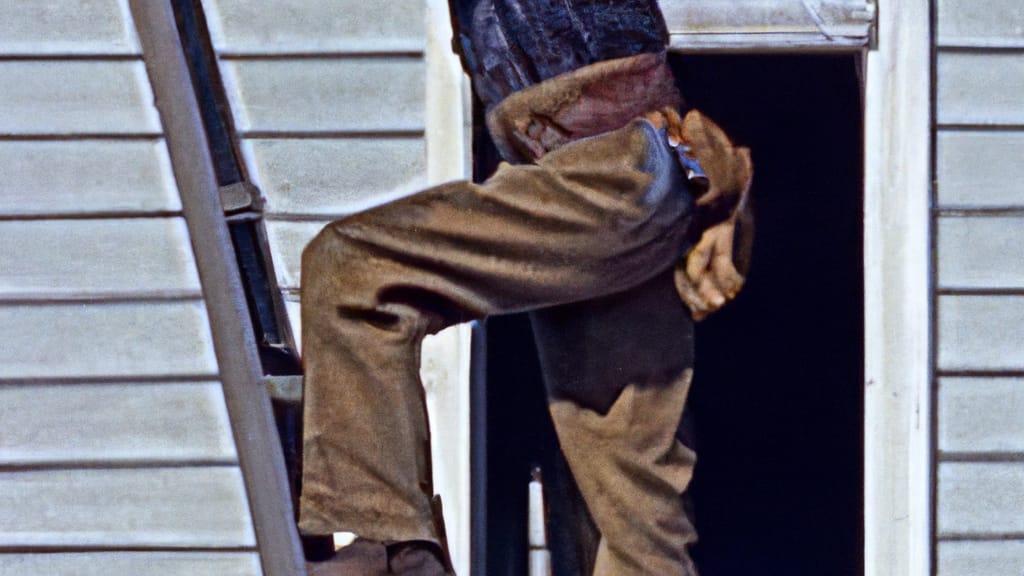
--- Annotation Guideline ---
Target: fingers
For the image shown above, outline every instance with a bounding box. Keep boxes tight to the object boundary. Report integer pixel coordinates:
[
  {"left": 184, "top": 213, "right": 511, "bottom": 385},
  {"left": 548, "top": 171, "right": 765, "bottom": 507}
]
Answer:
[
  {"left": 697, "top": 273, "right": 726, "bottom": 308},
  {"left": 663, "top": 107, "right": 685, "bottom": 149},
  {"left": 644, "top": 107, "right": 686, "bottom": 148},
  {"left": 677, "top": 223, "right": 746, "bottom": 320},
  {"left": 676, "top": 270, "right": 722, "bottom": 322},
  {"left": 674, "top": 263, "right": 710, "bottom": 321},
  {"left": 643, "top": 109, "right": 668, "bottom": 131},
  {"left": 678, "top": 245, "right": 725, "bottom": 321},
  {"left": 710, "top": 222, "right": 744, "bottom": 298},
  {"left": 711, "top": 250, "right": 745, "bottom": 299},
  {"left": 685, "top": 233, "right": 713, "bottom": 283}
]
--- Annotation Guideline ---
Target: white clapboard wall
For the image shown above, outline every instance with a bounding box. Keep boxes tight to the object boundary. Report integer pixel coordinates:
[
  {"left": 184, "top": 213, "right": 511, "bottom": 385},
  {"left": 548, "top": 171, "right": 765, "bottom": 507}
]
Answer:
[
  {"left": 0, "top": 1, "right": 260, "bottom": 575},
  {"left": 934, "top": 0, "right": 1024, "bottom": 574},
  {"left": 199, "top": 1, "right": 473, "bottom": 573}
]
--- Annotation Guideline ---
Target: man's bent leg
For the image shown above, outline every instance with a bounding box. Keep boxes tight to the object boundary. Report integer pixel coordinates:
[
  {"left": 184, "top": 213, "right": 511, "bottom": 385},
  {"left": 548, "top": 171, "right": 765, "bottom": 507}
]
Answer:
[
  {"left": 532, "top": 270, "right": 699, "bottom": 575},
  {"left": 298, "top": 119, "right": 696, "bottom": 546}
]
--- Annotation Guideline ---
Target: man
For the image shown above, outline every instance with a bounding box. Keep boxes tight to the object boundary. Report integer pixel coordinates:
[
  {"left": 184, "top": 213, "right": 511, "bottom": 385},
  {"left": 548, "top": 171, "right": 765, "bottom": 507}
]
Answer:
[{"left": 300, "top": 1, "right": 753, "bottom": 574}]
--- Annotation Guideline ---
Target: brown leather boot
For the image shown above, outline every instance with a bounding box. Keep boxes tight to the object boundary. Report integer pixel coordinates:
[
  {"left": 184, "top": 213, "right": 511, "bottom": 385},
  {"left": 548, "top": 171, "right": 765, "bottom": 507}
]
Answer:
[
  {"left": 386, "top": 541, "right": 450, "bottom": 575},
  {"left": 306, "top": 538, "right": 387, "bottom": 576}
]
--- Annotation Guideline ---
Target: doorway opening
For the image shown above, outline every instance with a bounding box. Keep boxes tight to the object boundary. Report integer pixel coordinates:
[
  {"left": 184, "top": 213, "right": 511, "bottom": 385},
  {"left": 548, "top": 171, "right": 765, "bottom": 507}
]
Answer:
[{"left": 473, "top": 54, "right": 865, "bottom": 576}]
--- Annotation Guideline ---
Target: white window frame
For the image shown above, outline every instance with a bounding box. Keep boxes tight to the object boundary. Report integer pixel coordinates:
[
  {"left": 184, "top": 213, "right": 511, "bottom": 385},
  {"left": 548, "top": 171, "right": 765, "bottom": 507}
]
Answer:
[{"left": 862, "top": 2, "right": 932, "bottom": 576}]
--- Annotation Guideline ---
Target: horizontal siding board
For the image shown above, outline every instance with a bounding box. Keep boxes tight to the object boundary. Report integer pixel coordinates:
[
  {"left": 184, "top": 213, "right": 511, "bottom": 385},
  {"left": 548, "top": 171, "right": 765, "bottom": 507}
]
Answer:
[
  {"left": 0, "top": 61, "right": 161, "bottom": 135},
  {"left": 0, "top": 0, "right": 139, "bottom": 55},
  {"left": 0, "top": 552, "right": 261, "bottom": 576},
  {"left": 937, "top": 53, "right": 1024, "bottom": 125},
  {"left": 0, "top": 301, "right": 218, "bottom": 379},
  {"left": 203, "top": 0, "right": 426, "bottom": 53},
  {"left": 245, "top": 138, "right": 426, "bottom": 215},
  {"left": 936, "top": 130, "right": 1024, "bottom": 208},
  {"left": 937, "top": 0, "right": 1024, "bottom": 47},
  {"left": 662, "top": 0, "right": 872, "bottom": 38},
  {"left": 938, "top": 462, "right": 1024, "bottom": 536},
  {"left": 0, "top": 467, "right": 255, "bottom": 547},
  {"left": 938, "top": 295, "right": 1024, "bottom": 371},
  {"left": 265, "top": 221, "right": 328, "bottom": 289},
  {"left": 0, "top": 382, "right": 236, "bottom": 465},
  {"left": 0, "top": 140, "right": 181, "bottom": 216},
  {"left": 222, "top": 59, "right": 425, "bottom": 132},
  {"left": 937, "top": 217, "right": 1024, "bottom": 289},
  {"left": 938, "top": 541, "right": 1024, "bottom": 576},
  {"left": 0, "top": 219, "right": 201, "bottom": 298},
  {"left": 939, "top": 377, "right": 1024, "bottom": 453}
]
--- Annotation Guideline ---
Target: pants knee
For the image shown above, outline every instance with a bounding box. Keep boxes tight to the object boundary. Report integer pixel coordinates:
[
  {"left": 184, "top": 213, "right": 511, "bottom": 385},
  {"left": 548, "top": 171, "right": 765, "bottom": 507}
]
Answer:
[{"left": 300, "top": 221, "right": 374, "bottom": 300}]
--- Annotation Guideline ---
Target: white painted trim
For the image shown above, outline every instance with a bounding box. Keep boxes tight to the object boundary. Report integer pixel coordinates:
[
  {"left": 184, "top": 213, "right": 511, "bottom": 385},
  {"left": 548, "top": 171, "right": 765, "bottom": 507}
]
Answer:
[
  {"left": 421, "top": 325, "right": 473, "bottom": 576},
  {"left": 422, "top": 1, "right": 473, "bottom": 574},
  {"left": 862, "top": 1, "right": 932, "bottom": 575},
  {"left": 662, "top": 0, "right": 875, "bottom": 52}
]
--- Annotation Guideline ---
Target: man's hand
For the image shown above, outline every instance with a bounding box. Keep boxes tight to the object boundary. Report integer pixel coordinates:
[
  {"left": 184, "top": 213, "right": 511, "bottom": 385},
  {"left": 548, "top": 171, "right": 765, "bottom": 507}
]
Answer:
[
  {"left": 644, "top": 107, "right": 685, "bottom": 142},
  {"left": 675, "top": 220, "right": 744, "bottom": 321},
  {"left": 647, "top": 106, "right": 754, "bottom": 321}
]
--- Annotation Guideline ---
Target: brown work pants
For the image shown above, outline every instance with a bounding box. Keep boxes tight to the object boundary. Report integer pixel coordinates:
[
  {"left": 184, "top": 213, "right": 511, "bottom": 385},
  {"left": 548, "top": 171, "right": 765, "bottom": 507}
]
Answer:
[{"left": 299, "top": 119, "right": 699, "bottom": 575}]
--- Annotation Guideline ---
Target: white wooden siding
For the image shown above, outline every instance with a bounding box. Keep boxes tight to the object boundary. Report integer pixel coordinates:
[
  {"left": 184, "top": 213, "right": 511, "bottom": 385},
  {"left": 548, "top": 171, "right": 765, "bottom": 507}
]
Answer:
[
  {"left": 937, "top": 295, "right": 1024, "bottom": 371},
  {"left": 0, "top": 0, "right": 139, "bottom": 55},
  {"left": 938, "top": 541, "right": 1024, "bottom": 576},
  {"left": 0, "top": 552, "right": 261, "bottom": 576},
  {"left": 937, "top": 217, "right": 1024, "bottom": 289},
  {"left": 939, "top": 377, "right": 1024, "bottom": 454},
  {"left": 936, "top": 131, "right": 1024, "bottom": 208},
  {"left": 0, "top": 302, "right": 218, "bottom": 379},
  {"left": 264, "top": 221, "right": 324, "bottom": 291},
  {"left": 221, "top": 59, "right": 426, "bottom": 134},
  {"left": 0, "top": 382, "right": 236, "bottom": 465},
  {"left": 937, "top": 53, "right": 1024, "bottom": 126},
  {"left": 0, "top": 219, "right": 201, "bottom": 298},
  {"left": 203, "top": 0, "right": 426, "bottom": 54},
  {"left": 938, "top": 463, "right": 1024, "bottom": 536},
  {"left": 0, "top": 2, "right": 260, "bottom": 573},
  {"left": 934, "top": 0, "right": 1024, "bottom": 570},
  {"left": 0, "top": 140, "right": 181, "bottom": 216},
  {"left": 0, "top": 61, "right": 160, "bottom": 134},
  {"left": 243, "top": 138, "right": 427, "bottom": 216},
  {"left": 937, "top": 0, "right": 1024, "bottom": 48},
  {"left": 0, "top": 468, "right": 255, "bottom": 547}
]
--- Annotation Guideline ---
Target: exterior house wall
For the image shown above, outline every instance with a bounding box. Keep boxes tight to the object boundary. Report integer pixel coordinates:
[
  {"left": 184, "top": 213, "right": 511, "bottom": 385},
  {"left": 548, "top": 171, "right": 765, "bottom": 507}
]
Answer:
[
  {"left": 934, "top": 0, "right": 1024, "bottom": 574},
  {"left": 0, "top": 1, "right": 260, "bottom": 574},
  {"left": 5, "top": 1, "right": 1023, "bottom": 574}
]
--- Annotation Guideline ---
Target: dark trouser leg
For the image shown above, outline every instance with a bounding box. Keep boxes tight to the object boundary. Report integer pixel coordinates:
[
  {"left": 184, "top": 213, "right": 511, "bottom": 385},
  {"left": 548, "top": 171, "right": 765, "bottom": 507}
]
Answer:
[
  {"left": 297, "top": 119, "right": 694, "bottom": 547},
  {"left": 532, "top": 270, "right": 699, "bottom": 575}
]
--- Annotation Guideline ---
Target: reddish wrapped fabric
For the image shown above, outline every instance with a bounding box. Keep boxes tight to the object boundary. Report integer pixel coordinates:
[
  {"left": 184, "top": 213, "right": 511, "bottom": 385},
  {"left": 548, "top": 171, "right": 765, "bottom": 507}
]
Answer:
[{"left": 486, "top": 52, "right": 681, "bottom": 163}]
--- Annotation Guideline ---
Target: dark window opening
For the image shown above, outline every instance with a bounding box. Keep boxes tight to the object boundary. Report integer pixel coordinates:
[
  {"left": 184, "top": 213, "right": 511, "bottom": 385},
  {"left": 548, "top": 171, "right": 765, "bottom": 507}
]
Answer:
[{"left": 473, "top": 53, "right": 865, "bottom": 576}]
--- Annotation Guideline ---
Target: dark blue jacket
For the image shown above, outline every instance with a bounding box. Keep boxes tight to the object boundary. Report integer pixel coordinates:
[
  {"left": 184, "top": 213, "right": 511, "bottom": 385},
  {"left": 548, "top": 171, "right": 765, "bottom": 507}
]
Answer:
[{"left": 448, "top": 0, "right": 669, "bottom": 108}]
